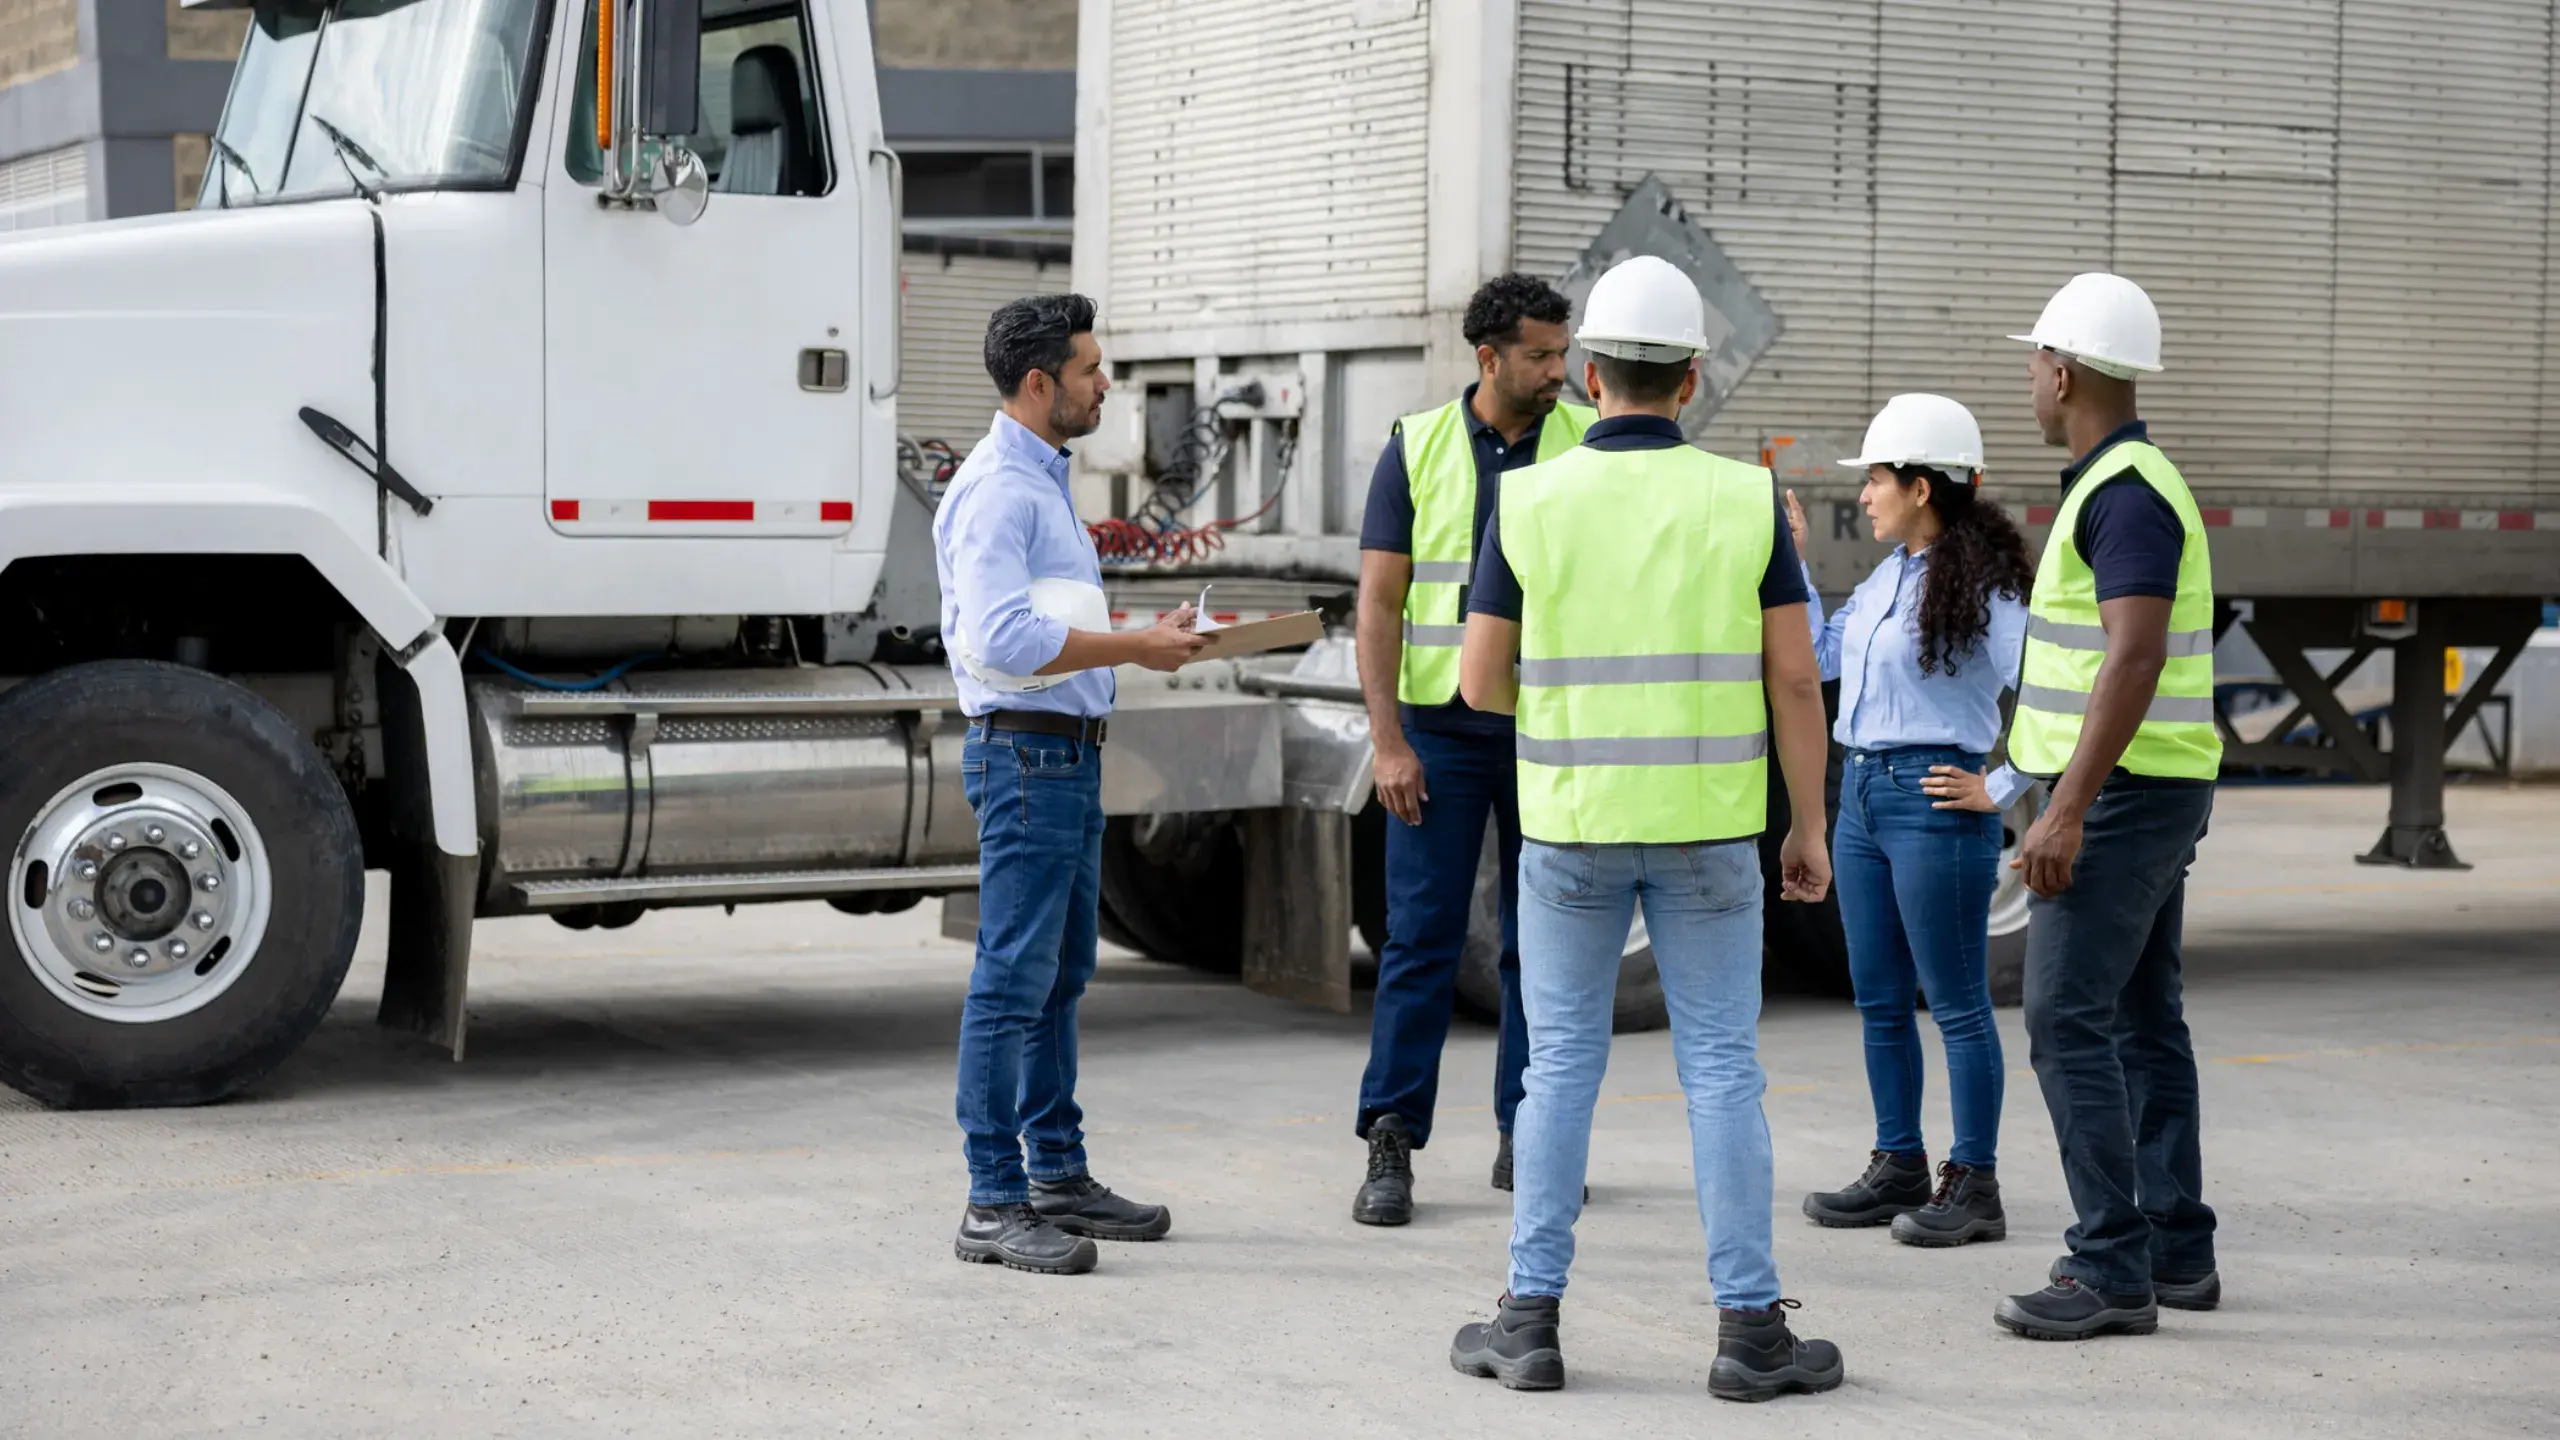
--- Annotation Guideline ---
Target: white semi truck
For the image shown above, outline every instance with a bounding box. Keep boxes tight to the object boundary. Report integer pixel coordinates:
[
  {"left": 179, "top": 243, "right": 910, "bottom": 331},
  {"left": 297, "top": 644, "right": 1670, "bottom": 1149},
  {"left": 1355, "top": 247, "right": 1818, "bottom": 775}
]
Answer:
[{"left": 0, "top": 0, "right": 1384, "bottom": 1108}]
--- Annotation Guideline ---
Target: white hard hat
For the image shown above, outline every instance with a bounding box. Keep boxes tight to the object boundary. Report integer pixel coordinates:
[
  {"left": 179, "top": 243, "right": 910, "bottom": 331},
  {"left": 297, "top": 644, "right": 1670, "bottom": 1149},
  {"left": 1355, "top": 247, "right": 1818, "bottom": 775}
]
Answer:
[
  {"left": 957, "top": 577, "right": 1110, "bottom": 693},
  {"left": 1842, "top": 393, "right": 1984, "bottom": 476},
  {"left": 2008, "top": 272, "right": 2163, "bottom": 380},
  {"left": 1575, "top": 255, "right": 1710, "bottom": 362}
]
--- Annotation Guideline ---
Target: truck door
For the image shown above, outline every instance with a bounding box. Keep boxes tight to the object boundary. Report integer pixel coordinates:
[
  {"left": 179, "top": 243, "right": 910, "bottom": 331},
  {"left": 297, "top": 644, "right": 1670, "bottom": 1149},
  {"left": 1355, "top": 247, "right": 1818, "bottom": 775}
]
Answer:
[{"left": 542, "top": 0, "right": 861, "bottom": 540}]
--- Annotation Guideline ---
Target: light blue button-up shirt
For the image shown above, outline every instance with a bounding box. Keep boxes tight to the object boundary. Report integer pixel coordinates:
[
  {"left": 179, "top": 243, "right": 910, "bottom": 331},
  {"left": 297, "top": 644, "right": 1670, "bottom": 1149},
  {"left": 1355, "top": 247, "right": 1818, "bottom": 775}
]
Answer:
[
  {"left": 1805, "top": 549, "right": 2033, "bottom": 810},
  {"left": 934, "top": 413, "right": 1115, "bottom": 720}
]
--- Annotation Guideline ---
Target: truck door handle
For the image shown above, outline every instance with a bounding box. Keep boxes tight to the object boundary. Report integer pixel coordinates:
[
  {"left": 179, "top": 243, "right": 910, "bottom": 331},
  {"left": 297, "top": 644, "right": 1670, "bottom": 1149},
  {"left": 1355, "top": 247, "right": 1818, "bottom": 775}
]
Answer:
[{"left": 798, "top": 348, "right": 848, "bottom": 393}]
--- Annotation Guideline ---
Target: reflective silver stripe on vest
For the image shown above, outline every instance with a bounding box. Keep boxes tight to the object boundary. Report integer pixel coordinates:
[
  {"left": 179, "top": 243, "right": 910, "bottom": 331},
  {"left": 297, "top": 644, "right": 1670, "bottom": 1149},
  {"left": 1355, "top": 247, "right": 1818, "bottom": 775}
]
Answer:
[
  {"left": 2028, "top": 615, "right": 2216, "bottom": 659},
  {"left": 1409, "top": 560, "right": 1470, "bottom": 584},
  {"left": 1516, "top": 733, "right": 1771, "bottom": 767},
  {"left": 1517, "top": 652, "right": 1763, "bottom": 687},
  {"left": 2015, "top": 682, "right": 2215, "bottom": 726},
  {"left": 1403, "top": 621, "right": 1467, "bottom": 647}
]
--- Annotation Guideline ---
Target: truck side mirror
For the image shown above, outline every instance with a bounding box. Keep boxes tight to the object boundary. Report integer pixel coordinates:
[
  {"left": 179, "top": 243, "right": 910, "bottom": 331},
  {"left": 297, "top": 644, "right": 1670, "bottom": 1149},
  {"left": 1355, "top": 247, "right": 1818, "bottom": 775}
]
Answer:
[{"left": 639, "top": 0, "right": 702, "bottom": 140}]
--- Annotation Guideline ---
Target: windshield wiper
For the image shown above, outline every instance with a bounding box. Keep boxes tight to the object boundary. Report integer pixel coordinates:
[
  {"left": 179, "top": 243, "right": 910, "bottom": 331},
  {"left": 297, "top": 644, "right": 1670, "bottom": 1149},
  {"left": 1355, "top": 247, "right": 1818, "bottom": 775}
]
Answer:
[
  {"left": 308, "top": 113, "right": 388, "bottom": 199},
  {"left": 207, "top": 134, "right": 261, "bottom": 206}
]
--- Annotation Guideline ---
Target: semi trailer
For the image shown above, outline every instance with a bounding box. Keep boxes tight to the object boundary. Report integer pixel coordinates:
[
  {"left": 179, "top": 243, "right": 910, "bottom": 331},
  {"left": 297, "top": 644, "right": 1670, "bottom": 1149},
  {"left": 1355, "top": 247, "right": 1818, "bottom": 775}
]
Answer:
[{"left": 1058, "top": 0, "right": 2560, "bottom": 1012}]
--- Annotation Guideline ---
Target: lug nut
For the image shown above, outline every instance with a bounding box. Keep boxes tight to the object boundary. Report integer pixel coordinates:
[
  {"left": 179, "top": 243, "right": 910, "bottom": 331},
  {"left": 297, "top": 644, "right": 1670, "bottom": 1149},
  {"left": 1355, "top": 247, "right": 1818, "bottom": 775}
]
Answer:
[
  {"left": 143, "top": 825, "right": 167, "bottom": 844},
  {"left": 73, "top": 859, "right": 99, "bottom": 881},
  {"left": 192, "top": 911, "right": 217, "bottom": 932},
  {"left": 166, "top": 940, "right": 190, "bottom": 961},
  {"left": 178, "top": 840, "right": 203, "bottom": 860},
  {"left": 89, "top": 932, "right": 115, "bottom": 954},
  {"left": 67, "top": 898, "right": 95, "bottom": 921},
  {"left": 104, "top": 832, "right": 128, "bottom": 852},
  {"left": 125, "top": 948, "right": 152, "bottom": 970},
  {"left": 197, "top": 873, "right": 221, "bottom": 893}
]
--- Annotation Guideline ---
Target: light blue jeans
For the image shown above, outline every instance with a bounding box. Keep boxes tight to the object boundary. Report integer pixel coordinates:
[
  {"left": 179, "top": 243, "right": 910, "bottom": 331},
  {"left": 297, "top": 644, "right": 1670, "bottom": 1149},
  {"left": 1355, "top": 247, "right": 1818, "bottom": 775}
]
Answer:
[{"left": 1508, "top": 838, "right": 1781, "bottom": 1311}]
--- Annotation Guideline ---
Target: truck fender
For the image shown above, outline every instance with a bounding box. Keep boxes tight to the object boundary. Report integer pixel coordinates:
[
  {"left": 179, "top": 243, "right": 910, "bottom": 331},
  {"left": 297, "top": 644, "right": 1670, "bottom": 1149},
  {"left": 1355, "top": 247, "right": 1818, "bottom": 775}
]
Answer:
[{"left": 0, "top": 491, "right": 478, "bottom": 860}]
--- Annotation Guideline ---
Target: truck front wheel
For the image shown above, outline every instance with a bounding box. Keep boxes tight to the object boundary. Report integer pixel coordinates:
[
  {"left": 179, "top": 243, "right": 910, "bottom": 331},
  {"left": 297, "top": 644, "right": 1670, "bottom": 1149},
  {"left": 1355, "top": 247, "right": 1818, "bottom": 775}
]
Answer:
[{"left": 0, "top": 662, "right": 365, "bottom": 1108}]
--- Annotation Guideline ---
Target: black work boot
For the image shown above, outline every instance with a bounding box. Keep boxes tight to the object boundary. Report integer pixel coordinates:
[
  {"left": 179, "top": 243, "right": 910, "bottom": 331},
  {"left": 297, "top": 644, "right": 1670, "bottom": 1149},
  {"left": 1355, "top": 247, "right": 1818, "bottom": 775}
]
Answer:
[
  {"left": 1801, "top": 1149, "right": 1931, "bottom": 1227},
  {"left": 1995, "top": 1273, "right": 2159, "bottom": 1340},
  {"left": 2052, "top": 1258, "right": 2221, "bottom": 1311},
  {"left": 1029, "top": 1174, "right": 1172, "bottom": 1241},
  {"left": 1890, "top": 1162, "right": 2006, "bottom": 1247},
  {"left": 1449, "top": 1293, "right": 1565, "bottom": 1391},
  {"left": 1354, "top": 1115, "right": 1416, "bottom": 1226},
  {"left": 953, "top": 1203, "right": 1098, "bottom": 1274},
  {"left": 1709, "top": 1300, "right": 1844, "bottom": 1402},
  {"left": 1491, "top": 1130, "right": 1512, "bottom": 1191}
]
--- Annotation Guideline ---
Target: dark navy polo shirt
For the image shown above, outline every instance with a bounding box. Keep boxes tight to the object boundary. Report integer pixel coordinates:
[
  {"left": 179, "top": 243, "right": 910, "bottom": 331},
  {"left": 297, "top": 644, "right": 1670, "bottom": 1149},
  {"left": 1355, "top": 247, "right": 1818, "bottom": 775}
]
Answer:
[
  {"left": 1359, "top": 383, "right": 1563, "bottom": 738},
  {"left": 1467, "top": 415, "right": 1811, "bottom": 623},
  {"left": 2064, "top": 419, "right": 2185, "bottom": 603}
]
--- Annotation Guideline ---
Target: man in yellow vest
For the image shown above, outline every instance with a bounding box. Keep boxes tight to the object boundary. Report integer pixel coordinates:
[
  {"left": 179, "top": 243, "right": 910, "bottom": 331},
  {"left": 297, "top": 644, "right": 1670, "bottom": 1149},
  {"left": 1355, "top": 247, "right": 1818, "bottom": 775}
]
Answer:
[
  {"left": 1350, "top": 276, "right": 1593, "bottom": 1226},
  {"left": 1995, "top": 273, "right": 2223, "bottom": 1342},
  {"left": 1444, "top": 256, "right": 1843, "bottom": 1401}
]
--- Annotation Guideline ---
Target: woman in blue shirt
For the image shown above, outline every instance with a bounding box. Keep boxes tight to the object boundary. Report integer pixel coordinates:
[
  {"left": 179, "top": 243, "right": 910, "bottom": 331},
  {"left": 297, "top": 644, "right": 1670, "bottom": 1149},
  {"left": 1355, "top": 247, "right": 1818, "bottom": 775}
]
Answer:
[{"left": 1792, "top": 394, "right": 2036, "bottom": 1249}]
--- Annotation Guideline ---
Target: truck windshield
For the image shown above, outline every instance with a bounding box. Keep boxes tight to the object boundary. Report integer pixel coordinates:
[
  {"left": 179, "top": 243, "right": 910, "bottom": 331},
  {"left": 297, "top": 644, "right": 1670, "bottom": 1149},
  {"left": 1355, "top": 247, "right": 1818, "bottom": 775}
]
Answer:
[{"left": 201, "top": 0, "right": 547, "bottom": 207}]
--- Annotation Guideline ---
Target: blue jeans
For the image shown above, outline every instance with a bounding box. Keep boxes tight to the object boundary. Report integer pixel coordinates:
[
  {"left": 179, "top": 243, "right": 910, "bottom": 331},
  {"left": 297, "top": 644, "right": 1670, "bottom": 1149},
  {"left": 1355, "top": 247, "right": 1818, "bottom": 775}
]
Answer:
[
  {"left": 1509, "top": 839, "right": 1779, "bottom": 1310},
  {"left": 2026, "top": 782, "right": 2217, "bottom": 1295},
  {"left": 954, "top": 725, "right": 1105, "bottom": 1205},
  {"left": 1356, "top": 723, "right": 1528, "bottom": 1147},
  {"left": 1834, "top": 746, "right": 2006, "bottom": 1168}
]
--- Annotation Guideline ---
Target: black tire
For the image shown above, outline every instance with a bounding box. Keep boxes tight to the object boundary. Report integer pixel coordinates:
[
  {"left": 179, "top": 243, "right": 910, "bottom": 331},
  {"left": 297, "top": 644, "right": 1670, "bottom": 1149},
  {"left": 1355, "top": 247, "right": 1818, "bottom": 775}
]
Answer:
[
  {"left": 1451, "top": 829, "right": 1670, "bottom": 1034},
  {"left": 0, "top": 661, "right": 365, "bottom": 1108},
  {"left": 1096, "top": 813, "right": 1244, "bottom": 973}
]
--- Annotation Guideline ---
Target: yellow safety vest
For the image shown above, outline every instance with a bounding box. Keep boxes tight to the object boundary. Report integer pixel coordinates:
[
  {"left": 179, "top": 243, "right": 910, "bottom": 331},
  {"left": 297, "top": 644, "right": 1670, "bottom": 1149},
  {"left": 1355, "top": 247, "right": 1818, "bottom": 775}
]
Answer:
[
  {"left": 1396, "top": 398, "right": 1595, "bottom": 706},
  {"left": 2008, "top": 439, "right": 2223, "bottom": 780},
  {"left": 1501, "top": 441, "right": 1773, "bottom": 844}
]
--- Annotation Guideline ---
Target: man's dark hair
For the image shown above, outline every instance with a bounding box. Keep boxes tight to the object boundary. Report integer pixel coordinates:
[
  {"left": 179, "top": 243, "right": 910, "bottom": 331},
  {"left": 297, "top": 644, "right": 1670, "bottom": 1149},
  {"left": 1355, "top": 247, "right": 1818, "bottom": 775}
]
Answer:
[
  {"left": 1591, "top": 353, "right": 1691, "bottom": 404},
  {"left": 1462, "top": 273, "right": 1572, "bottom": 350},
  {"left": 984, "top": 292, "right": 1099, "bottom": 398}
]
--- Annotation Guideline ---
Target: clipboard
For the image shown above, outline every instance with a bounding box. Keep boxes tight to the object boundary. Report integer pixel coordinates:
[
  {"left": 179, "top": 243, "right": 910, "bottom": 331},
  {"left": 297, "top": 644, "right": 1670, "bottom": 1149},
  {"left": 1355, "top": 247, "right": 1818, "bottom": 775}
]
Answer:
[{"left": 1189, "top": 610, "right": 1326, "bottom": 661}]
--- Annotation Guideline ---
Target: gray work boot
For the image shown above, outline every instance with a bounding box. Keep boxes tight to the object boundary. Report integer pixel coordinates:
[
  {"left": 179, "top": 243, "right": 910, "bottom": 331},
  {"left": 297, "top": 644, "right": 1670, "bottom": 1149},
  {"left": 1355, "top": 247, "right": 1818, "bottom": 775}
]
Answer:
[
  {"left": 1450, "top": 1293, "right": 1565, "bottom": 1391},
  {"left": 1709, "top": 1300, "right": 1844, "bottom": 1402},
  {"left": 1802, "top": 1149, "right": 1931, "bottom": 1227}
]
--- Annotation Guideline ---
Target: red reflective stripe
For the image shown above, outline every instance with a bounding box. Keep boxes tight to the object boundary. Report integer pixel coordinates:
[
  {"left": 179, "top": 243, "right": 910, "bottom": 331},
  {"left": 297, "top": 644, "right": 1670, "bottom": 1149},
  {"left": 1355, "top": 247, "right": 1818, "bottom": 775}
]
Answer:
[
  {"left": 2498, "top": 512, "right": 2534, "bottom": 531},
  {"left": 2327, "top": 509, "right": 2351, "bottom": 528},
  {"left": 648, "top": 500, "right": 755, "bottom": 522},
  {"left": 2423, "top": 510, "right": 2460, "bottom": 529},
  {"left": 2027, "top": 505, "right": 2057, "bottom": 525},
  {"left": 820, "top": 501, "right": 854, "bottom": 523},
  {"left": 1212, "top": 612, "right": 1239, "bottom": 624},
  {"left": 2365, "top": 510, "right": 2384, "bottom": 529},
  {"left": 550, "top": 499, "right": 580, "bottom": 522},
  {"left": 2199, "top": 507, "right": 2231, "bottom": 527}
]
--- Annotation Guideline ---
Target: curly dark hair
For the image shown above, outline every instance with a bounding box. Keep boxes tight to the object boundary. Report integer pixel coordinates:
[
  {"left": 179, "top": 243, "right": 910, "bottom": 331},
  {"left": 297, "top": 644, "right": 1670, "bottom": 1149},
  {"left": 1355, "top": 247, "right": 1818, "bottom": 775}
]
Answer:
[
  {"left": 984, "top": 292, "right": 1098, "bottom": 397},
  {"left": 1462, "top": 273, "right": 1572, "bottom": 349},
  {"left": 1892, "top": 465, "right": 2036, "bottom": 677}
]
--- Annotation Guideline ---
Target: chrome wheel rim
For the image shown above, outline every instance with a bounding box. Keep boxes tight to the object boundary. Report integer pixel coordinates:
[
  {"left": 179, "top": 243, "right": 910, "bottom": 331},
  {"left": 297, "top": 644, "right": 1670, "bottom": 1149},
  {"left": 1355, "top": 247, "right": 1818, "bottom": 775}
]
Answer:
[{"left": 9, "top": 763, "right": 273, "bottom": 1023}]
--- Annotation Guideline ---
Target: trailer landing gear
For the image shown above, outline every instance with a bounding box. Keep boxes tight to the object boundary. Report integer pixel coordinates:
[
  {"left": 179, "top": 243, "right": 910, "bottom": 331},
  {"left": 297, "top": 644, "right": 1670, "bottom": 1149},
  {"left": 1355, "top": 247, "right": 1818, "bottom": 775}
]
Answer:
[{"left": 2220, "top": 597, "right": 2543, "bottom": 870}]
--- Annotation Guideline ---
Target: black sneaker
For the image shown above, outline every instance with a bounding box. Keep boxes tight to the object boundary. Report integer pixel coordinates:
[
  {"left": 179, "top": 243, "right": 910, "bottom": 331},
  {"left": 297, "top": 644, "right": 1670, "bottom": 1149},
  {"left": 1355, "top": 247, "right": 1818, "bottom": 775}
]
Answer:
[
  {"left": 2048, "top": 1258, "right": 2222, "bottom": 1311},
  {"left": 1995, "top": 1274, "right": 2159, "bottom": 1340},
  {"left": 1709, "top": 1299, "right": 1843, "bottom": 1403},
  {"left": 1449, "top": 1293, "right": 1565, "bottom": 1391},
  {"left": 1802, "top": 1149, "right": 1931, "bottom": 1227},
  {"left": 1029, "top": 1174, "right": 1172, "bottom": 1241},
  {"left": 1354, "top": 1115, "right": 1415, "bottom": 1226},
  {"left": 953, "top": 1202, "right": 1098, "bottom": 1274},
  {"left": 1890, "top": 1162, "right": 2006, "bottom": 1248}
]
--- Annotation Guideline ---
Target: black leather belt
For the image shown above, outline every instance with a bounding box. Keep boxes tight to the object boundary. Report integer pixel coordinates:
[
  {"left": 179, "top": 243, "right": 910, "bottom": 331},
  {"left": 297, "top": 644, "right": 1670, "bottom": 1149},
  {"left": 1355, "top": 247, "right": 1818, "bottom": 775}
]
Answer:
[{"left": 976, "top": 710, "right": 1109, "bottom": 744}]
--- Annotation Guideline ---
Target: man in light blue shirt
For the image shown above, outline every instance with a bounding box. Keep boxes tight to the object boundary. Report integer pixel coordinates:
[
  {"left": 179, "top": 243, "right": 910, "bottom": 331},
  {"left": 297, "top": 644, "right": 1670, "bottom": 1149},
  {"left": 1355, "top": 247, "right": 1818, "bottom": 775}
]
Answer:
[{"left": 934, "top": 294, "right": 1204, "bottom": 1276}]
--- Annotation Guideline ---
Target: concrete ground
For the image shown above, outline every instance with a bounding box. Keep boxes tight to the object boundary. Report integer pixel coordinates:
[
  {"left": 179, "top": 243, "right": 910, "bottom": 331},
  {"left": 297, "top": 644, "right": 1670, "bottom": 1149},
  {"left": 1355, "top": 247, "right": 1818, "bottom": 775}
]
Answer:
[{"left": 0, "top": 784, "right": 2554, "bottom": 1438}]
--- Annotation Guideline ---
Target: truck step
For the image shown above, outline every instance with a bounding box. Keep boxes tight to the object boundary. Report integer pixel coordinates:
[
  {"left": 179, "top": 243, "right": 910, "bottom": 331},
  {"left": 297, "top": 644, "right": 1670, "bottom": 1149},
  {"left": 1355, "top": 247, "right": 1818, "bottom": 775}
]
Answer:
[{"left": 512, "top": 864, "right": 979, "bottom": 909}]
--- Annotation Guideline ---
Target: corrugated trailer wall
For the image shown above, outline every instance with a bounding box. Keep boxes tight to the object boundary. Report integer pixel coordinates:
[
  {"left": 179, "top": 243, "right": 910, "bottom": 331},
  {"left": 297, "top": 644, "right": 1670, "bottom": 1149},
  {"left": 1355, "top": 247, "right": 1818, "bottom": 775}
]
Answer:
[
  {"left": 1103, "top": 0, "right": 1433, "bottom": 331},
  {"left": 899, "top": 245, "right": 1072, "bottom": 451},
  {"left": 1513, "top": 0, "right": 2560, "bottom": 512}
]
